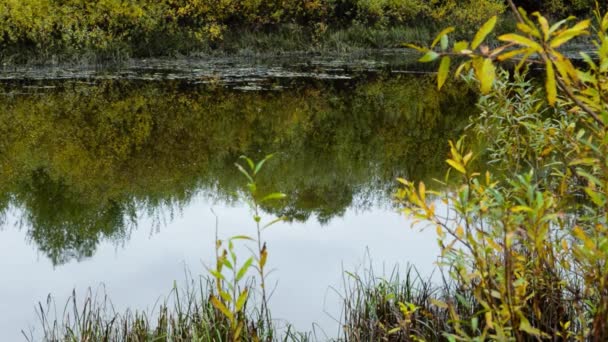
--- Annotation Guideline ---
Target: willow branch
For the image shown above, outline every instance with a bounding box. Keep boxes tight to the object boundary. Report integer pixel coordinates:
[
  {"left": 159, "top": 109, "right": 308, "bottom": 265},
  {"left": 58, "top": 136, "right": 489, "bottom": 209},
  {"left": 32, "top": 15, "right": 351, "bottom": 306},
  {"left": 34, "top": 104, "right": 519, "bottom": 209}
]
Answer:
[{"left": 506, "top": 0, "right": 605, "bottom": 128}]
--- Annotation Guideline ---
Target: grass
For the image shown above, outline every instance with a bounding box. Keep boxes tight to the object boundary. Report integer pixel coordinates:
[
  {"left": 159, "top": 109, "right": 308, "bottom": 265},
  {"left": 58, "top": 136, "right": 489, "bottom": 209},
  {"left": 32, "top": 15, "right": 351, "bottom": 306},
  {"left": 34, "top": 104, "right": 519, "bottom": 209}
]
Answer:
[
  {"left": 23, "top": 277, "right": 309, "bottom": 342},
  {"left": 338, "top": 262, "right": 474, "bottom": 342},
  {"left": 24, "top": 261, "right": 589, "bottom": 341}
]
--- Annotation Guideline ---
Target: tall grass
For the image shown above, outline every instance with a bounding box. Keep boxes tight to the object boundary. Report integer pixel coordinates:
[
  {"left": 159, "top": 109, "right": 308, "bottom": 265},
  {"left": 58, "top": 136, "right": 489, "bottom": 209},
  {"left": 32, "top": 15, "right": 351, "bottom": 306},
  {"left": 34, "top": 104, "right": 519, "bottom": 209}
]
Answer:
[{"left": 24, "top": 278, "right": 266, "bottom": 341}]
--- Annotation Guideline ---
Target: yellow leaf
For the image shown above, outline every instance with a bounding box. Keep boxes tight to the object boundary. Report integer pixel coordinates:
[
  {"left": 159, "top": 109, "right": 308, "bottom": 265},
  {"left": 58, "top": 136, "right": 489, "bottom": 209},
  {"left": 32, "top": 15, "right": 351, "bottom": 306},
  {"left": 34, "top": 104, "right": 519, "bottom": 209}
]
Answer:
[
  {"left": 546, "top": 61, "right": 557, "bottom": 106},
  {"left": 454, "top": 61, "right": 471, "bottom": 79},
  {"left": 550, "top": 20, "right": 591, "bottom": 48},
  {"left": 403, "top": 43, "right": 426, "bottom": 52},
  {"left": 516, "top": 22, "right": 540, "bottom": 38},
  {"left": 436, "top": 225, "right": 445, "bottom": 238},
  {"left": 211, "top": 296, "right": 234, "bottom": 322},
  {"left": 463, "top": 151, "right": 473, "bottom": 165},
  {"left": 511, "top": 205, "right": 533, "bottom": 213},
  {"left": 485, "top": 311, "right": 494, "bottom": 329},
  {"left": 498, "top": 33, "right": 542, "bottom": 52},
  {"left": 561, "top": 239, "right": 568, "bottom": 251},
  {"left": 497, "top": 47, "right": 530, "bottom": 61},
  {"left": 446, "top": 159, "right": 466, "bottom": 174},
  {"left": 455, "top": 225, "right": 464, "bottom": 238},
  {"left": 474, "top": 58, "right": 495, "bottom": 94},
  {"left": 552, "top": 52, "right": 577, "bottom": 85},
  {"left": 472, "top": 16, "right": 497, "bottom": 50},
  {"left": 533, "top": 12, "right": 550, "bottom": 41},
  {"left": 437, "top": 56, "right": 451, "bottom": 90},
  {"left": 453, "top": 41, "right": 469, "bottom": 53},
  {"left": 419, "top": 182, "right": 426, "bottom": 202}
]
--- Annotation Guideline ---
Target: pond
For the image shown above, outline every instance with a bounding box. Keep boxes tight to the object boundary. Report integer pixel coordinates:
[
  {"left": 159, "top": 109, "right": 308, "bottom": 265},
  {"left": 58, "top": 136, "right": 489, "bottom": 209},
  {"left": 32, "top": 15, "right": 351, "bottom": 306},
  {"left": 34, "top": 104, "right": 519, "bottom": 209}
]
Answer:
[{"left": 0, "top": 53, "right": 477, "bottom": 340}]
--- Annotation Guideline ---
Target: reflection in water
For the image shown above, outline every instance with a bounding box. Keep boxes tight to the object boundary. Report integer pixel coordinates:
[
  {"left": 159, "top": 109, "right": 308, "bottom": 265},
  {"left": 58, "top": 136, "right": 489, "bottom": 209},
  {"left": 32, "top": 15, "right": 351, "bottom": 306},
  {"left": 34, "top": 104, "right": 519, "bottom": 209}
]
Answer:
[{"left": 0, "top": 75, "right": 476, "bottom": 265}]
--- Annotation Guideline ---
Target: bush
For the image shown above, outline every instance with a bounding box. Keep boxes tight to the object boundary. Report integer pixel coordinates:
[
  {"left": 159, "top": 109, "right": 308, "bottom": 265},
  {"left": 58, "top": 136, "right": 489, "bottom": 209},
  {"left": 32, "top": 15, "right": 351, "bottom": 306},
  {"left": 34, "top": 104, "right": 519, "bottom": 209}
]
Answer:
[{"left": 401, "top": 3, "right": 608, "bottom": 340}]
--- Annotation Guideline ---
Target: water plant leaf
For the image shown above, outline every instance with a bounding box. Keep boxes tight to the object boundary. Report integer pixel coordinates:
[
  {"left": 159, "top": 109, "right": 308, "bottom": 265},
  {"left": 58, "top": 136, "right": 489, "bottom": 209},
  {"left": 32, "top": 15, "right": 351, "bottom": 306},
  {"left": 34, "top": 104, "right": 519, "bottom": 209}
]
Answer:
[
  {"left": 235, "top": 163, "right": 254, "bottom": 183},
  {"left": 254, "top": 154, "right": 274, "bottom": 175},
  {"left": 239, "top": 155, "right": 255, "bottom": 170},
  {"left": 260, "top": 192, "right": 287, "bottom": 203}
]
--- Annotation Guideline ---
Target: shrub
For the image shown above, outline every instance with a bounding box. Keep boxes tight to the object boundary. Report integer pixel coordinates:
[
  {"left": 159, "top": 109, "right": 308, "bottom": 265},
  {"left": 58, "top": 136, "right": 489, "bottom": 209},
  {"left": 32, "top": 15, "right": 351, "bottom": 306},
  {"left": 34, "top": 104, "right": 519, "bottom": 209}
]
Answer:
[{"left": 402, "top": 2, "right": 608, "bottom": 340}]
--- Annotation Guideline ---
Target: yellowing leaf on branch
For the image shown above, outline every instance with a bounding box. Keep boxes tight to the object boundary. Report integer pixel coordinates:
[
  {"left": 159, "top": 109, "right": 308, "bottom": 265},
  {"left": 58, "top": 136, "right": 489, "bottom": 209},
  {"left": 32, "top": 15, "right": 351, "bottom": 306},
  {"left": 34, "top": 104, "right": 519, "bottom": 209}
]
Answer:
[
  {"left": 446, "top": 159, "right": 466, "bottom": 174},
  {"left": 498, "top": 33, "right": 542, "bottom": 52},
  {"left": 472, "top": 16, "right": 497, "bottom": 50},
  {"left": 473, "top": 58, "right": 495, "bottom": 94},
  {"left": 437, "top": 56, "right": 451, "bottom": 90},
  {"left": 546, "top": 61, "right": 557, "bottom": 106}
]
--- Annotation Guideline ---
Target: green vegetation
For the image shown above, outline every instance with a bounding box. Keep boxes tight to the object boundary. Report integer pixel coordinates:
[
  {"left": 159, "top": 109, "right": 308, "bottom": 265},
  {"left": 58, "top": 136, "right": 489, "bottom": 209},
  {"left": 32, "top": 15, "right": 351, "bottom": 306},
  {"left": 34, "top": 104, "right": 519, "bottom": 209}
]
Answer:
[
  {"left": 0, "top": 0, "right": 510, "bottom": 63},
  {"left": 396, "top": 2, "right": 608, "bottom": 340},
  {"left": 16, "top": 1, "right": 608, "bottom": 340}
]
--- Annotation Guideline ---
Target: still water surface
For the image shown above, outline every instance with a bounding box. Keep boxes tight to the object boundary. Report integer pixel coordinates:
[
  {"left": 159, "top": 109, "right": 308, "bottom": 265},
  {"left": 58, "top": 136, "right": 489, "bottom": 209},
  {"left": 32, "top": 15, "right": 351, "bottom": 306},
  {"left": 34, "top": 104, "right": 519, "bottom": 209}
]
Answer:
[{"left": 0, "top": 55, "right": 475, "bottom": 340}]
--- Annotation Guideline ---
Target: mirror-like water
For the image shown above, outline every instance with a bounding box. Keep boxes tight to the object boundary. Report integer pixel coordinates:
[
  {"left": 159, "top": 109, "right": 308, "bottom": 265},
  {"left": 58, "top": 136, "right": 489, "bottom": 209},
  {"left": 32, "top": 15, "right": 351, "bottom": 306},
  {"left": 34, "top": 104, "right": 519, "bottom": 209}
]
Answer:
[{"left": 0, "top": 57, "right": 476, "bottom": 340}]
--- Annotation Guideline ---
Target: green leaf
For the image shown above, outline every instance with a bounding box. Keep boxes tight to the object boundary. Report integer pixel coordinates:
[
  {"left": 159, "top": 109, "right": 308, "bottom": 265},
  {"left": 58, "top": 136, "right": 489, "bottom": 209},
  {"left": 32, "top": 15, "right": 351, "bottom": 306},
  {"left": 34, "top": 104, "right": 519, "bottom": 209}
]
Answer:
[
  {"left": 546, "top": 61, "right": 557, "bottom": 106},
  {"left": 236, "top": 257, "right": 253, "bottom": 282},
  {"left": 263, "top": 216, "right": 286, "bottom": 229},
  {"left": 253, "top": 154, "right": 274, "bottom": 175},
  {"left": 437, "top": 56, "right": 451, "bottom": 90},
  {"left": 472, "top": 16, "right": 497, "bottom": 49},
  {"left": 431, "top": 27, "right": 455, "bottom": 48},
  {"left": 260, "top": 192, "right": 287, "bottom": 203},
  {"left": 235, "top": 163, "right": 254, "bottom": 183},
  {"left": 236, "top": 288, "right": 249, "bottom": 312},
  {"left": 239, "top": 155, "right": 254, "bottom": 170},
  {"left": 419, "top": 51, "right": 439, "bottom": 63},
  {"left": 440, "top": 34, "right": 449, "bottom": 51},
  {"left": 230, "top": 235, "right": 254, "bottom": 241}
]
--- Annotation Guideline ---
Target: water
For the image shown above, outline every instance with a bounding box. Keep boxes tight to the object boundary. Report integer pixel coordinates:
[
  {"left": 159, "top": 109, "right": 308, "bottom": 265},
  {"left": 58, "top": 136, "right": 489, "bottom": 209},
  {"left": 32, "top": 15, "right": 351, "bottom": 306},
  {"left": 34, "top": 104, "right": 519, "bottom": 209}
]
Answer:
[{"left": 0, "top": 55, "right": 475, "bottom": 340}]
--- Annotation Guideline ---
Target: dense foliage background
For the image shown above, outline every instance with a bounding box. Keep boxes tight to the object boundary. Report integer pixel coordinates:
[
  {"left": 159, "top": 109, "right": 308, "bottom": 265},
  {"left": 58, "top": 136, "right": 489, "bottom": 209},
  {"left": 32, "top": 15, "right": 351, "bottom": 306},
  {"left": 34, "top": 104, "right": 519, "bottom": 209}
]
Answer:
[{"left": 0, "top": 0, "right": 511, "bottom": 61}]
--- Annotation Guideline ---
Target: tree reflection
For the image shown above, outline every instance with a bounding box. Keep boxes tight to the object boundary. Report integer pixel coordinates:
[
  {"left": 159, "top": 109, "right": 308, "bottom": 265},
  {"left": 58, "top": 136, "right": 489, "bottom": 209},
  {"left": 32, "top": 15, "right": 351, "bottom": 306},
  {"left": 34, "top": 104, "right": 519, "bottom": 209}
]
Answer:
[{"left": 0, "top": 75, "right": 475, "bottom": 264}]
